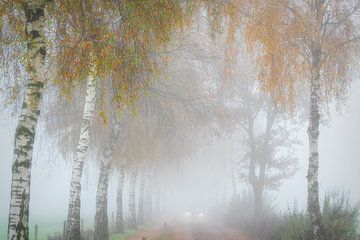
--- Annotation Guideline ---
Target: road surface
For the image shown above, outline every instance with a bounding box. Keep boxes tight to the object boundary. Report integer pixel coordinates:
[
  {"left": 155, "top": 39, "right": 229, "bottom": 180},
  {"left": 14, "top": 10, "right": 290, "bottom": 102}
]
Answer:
[{"left": 127, "top": 221, "right": 251, "bottom": 240}]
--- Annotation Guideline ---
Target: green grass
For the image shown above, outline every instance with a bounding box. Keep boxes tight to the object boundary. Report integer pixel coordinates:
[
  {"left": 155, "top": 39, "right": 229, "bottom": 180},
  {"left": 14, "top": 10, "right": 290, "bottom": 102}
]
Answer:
[
  {"left": 0, "top": 217, "right": 95, "bottom": 240},
  {"left": 0, "top": 220, "right": 153, "bottom": 240},
  {"left": 1, "top": 222, "right": 6, "bottom": 240}
]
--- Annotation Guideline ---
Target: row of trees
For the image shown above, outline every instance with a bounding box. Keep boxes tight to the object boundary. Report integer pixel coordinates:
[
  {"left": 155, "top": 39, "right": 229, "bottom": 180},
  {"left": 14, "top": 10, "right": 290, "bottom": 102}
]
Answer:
[
  {"left": 1, "top": 1, "right": 360, "bottom": 240},
  {"left": 1, "top": 1, "right": 191, "bottom": 240}
]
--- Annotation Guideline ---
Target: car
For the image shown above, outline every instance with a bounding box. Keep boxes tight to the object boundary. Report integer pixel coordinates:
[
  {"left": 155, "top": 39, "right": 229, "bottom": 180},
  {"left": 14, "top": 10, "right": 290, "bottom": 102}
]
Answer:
[{"left": 184, "top": 208, "right": 206, "bottom": 219}]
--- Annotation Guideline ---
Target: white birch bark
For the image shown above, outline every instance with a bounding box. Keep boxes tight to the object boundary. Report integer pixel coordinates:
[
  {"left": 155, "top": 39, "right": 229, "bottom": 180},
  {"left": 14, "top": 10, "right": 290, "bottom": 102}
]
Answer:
[
  {"left": 307, "top": 4, "right": 324, "bottom": 239},
  {"left": 128, "top": 169, "right": 138, "bottom": 229},
  {"left": 94, "top": 119, "right": 124, "bottom": 240},
  {"left": 8, "top": 1, "right": 46, "bottom": 240},
  {"left": 307, "top": 50, "right": 323, "bottom": 240},
  {"left": 65, "top": 59, "right": 97, "bottom": 240}
]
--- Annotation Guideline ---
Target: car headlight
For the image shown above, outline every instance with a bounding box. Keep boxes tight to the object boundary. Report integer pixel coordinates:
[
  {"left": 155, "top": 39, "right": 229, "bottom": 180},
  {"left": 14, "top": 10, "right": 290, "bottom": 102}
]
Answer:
[
  {"left": 185, "top": 211, "right": 192, "bottom": 216},
  {"left": 198, "top": 212, "right": 204, "bottom": 217}
]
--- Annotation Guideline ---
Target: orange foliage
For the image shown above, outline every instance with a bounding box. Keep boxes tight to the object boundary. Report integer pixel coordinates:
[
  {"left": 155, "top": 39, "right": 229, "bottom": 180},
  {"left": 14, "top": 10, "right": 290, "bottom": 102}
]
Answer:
[{"left": 52, "top": 0, "right": 188, "bottom": 113}]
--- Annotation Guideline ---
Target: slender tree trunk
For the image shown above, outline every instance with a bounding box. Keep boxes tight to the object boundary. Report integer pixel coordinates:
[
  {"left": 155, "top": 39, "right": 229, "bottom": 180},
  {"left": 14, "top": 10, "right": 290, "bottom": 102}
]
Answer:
[
  {"left": 307, "top": 4, "right": 325, "bottom": 238},
  {"left": 247, "top": 105, "right": 257, "bottom": 191},
  {"left": 137, "top": 175, "right": 145, "bottom": 225},
  {"left": 94, "top": 161, "right": 111, "bottom": 240},
  {"left": 65, "top": 60, "right": 97, "bottom": 240},
  {"left": 255, "top": 104, "right": 275, "bottom": 222},
  {"left": 94, "top": 119, "right": 124, "bottom": 240},
  {"left": 7, "top": 2, "right": 46, "bottom": 240},
  {"left": 307, "top": 50, "right": 323, "bottom": 240},
  {"left": 128, "top": 170, "right": 138, "bottom": 229},
  {"left": 115, "top": 168, "right": 125, "bottom": 233}
]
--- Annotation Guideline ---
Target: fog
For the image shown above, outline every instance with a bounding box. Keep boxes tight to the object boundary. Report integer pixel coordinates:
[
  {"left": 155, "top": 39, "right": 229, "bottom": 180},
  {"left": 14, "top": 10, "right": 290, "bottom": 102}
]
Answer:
[
  {"left": 1, "top": 79, "right": 360, "bottom": 228},
  {"left": 2, "top": 2, "right": 360, "bottom": 240}
]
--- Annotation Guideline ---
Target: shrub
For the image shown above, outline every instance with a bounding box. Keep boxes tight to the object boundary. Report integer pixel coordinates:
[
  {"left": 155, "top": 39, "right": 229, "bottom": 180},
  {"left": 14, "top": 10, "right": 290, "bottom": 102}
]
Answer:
[
  {"left": 276, "top": 208, "right": 311, "bottom": 240},
  {"left": 276, "top": 191, "right": 359, "bottom": 240},
  {"left": 225, "top": 191, "right": 360, "bottom": 240},
  {"left": 322, "top": 191, "right": 360, "bottom": 240}
]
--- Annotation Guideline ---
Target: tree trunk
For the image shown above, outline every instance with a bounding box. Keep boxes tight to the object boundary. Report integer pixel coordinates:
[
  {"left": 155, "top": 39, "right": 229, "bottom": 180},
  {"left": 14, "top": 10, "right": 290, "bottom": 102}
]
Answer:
[
  {"left": 115, "top": 168, "right": 125, "bottom": 233},
  {"left": 8, "top": 2, "right": 46, "bottom": 240},
  {"left": 307, "top": 50, "right": 323, "bottom": 240},
  {"left": 307, "top": 4, "right": 325, "bottom": 238},
  {"left": 137, "top": 175, "right": 145, "bottom": 225},
  {"left": 255, "top": 104, "right": 275, "bottom": 222},
  {"left": 94, "top": 119, "right": 124, "bottom": 240},
  {"left": 65, "top": 60, "right": 97, "bottom": 240},
  {"left": 128, "top": 170, "right": 137, "bottom": 229},
  {"left": 94, "top": 161, "right": 110, "bottom": 240}
]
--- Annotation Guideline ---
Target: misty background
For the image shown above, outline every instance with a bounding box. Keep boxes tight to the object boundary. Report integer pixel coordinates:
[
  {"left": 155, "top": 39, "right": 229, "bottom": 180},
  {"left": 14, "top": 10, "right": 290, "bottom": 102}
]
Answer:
[{"left": 1, "top": 79, "right": 359, "bottom": 227}]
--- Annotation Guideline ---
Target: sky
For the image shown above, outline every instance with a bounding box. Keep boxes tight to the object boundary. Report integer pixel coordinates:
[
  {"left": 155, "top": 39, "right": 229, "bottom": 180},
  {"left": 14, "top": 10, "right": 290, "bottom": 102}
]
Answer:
[{"left": 1, "top": 78, "right": 360, "bottom": 228}]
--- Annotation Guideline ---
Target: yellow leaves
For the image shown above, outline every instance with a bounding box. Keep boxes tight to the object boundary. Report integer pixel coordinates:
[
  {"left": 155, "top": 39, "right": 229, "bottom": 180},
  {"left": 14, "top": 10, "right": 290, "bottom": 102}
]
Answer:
[
  {"left": 98, "top": 109, "right": 108, "bottom": 125},
  {"left": 242, "top": 0, "right": 358, "bottom": 110},
  {"left": 239, "top": 1, "right": 303, "bottom": 110}
]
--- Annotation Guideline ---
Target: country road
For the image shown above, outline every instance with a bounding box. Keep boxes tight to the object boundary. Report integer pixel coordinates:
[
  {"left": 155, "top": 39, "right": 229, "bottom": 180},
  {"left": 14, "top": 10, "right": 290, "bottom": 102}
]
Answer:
[{"left": 127, "top": 221, "right": 251, "bottom": 240}]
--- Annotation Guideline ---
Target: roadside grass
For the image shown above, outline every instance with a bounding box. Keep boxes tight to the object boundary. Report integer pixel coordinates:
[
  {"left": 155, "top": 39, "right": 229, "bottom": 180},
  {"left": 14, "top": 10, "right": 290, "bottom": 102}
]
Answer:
[
  {"left": 0, "top": 221, "right": 64, "bottom": 240},
  {"left": 1, "top": 221, "right": 6, "bottom": 240},
  {"left": 0, "top": 220, "right": 154, "bottom": 240},
  {"left": 0, "top": 217, "right": 93, "bottom": 240}
]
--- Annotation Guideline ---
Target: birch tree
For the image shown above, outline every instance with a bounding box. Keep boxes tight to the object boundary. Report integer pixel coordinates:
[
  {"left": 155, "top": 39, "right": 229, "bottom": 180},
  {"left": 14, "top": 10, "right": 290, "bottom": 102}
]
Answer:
[
  {"left": 94, "top": 116, "right": 127, "bottom": 240},
  {"left": 52, "top": 3, "right": 113, "bottom": 239},
  {"left": 2, "top": 1, "right": 48, "bottom": 239},
  {"left": 240, "top": 1, "right": 360, "bottom": 238}
]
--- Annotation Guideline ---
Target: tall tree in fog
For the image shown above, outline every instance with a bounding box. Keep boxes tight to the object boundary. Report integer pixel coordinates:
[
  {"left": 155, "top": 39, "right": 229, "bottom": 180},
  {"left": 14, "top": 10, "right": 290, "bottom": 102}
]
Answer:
[
  {"left": 231, "top": 66, "right": 298, "bottom": 232},
  {"left": 94, "top": 115, "right": 127, "bottom": 240},
  {"left": 242, "top": 1, "right": 360, "bottom": 238},
  {"left": 1, "top": 2, "right": 48, "bottom": 239},
  {"left": 53, "top": 3, "right": 115, "bottom": 239}
]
